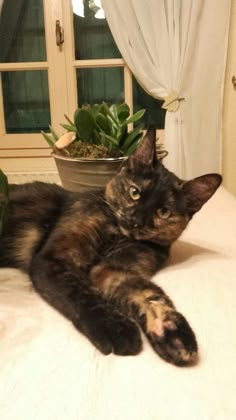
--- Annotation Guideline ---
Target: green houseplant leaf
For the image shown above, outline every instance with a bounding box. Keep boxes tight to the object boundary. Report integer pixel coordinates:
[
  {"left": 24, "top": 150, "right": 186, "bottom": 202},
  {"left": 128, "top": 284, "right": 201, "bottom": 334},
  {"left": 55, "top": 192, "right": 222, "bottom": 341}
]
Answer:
[
  {"left": 49, "top": 125, "right": 59, "bottom": 141},
  {"left": 74, "top": 108, "right": 96, "bottom": 143},
  {"left": 109, "top": 104, "right": 119, "bottom": 123},
  {"left": 100, "top": 103, "right": 119, "bottom": 127},
  {"left": 41, "top": 125, "right": 59, "bottom": 149},
  {"left": 95, "top": 113, "right": 111, "bottom": 133},
  {"left": 121, "top": 124, "right": 144, "bottom": 155},
  {"left": 117, "top": 103, "right": 130, "bottom": 122},
  {"left": 64, "top": 114, "right": 74, "bottom": 125},
  {"left": 60, "top": 124, "right": 77, "bottom": 132},
  {"left": 126, "top": 109, "right": 146, "bottom": 124},
  {"left": 41, "top": 131, "right": 57, "bottom": 149}
]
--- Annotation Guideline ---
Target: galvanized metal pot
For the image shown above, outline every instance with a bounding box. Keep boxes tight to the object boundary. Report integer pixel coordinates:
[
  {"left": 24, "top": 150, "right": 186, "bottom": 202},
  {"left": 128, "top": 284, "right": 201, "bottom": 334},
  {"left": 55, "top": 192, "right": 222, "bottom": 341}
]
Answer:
[{"left": 53, "top": 154, "right": 125, "bottom": 192}]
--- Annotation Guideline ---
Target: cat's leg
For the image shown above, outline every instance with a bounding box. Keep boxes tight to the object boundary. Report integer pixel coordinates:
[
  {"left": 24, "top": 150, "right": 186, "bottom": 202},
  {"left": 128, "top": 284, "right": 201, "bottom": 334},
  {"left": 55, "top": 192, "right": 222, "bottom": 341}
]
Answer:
[
  {"left": 118, "top": 280, "right": 198, "bottom": 367},
  {"left": 90, "top": 243, "right": 198, "bottom": 366},
  {"left": 30, "top": 255, "right": 142, "bottom": 356}
]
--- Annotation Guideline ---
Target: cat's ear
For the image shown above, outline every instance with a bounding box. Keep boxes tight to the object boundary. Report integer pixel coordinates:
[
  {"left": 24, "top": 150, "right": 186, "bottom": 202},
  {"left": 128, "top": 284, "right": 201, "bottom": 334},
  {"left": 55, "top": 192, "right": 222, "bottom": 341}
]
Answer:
[
  {"left": 127, "top": 126, "right": 157, "bottom": 169},
  {"left": 182, "top": 174, "right": 222, "bottom": 215}
]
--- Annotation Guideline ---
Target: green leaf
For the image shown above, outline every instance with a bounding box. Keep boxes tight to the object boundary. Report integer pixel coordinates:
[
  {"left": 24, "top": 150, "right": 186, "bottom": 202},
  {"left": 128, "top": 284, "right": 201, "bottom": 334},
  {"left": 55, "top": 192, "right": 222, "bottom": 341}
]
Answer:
[
  {"left": 101, "top": 133, "right": 119, "bottom": 146},
  {"left": 89, "top": 104, "right": 101, "bottom": 118},
  {"left": 117, "top": 103, "right": 130, "bottom": 122},
  {"left": 109, "top": 104, "right": 119, "bottom": 122},
  {"left": 98, "top": 132, "right": 119, "bottom": 150},
  {"left": 117, "top": 125, "right": 128, "bottom": 146},
  {"left": 49, "top": 125, "right": 59, "bottom": 141},
  {"left": 126, "top": 109, "right": 145, "bottom": 124},
  {"left": 103, "top": 133, "right": 119, "bottom": 146},
  {"left": 125, "top": 137, "right": 142, "bottom": 156},
  {"left": 41, "top": 131, "right": 56, "bottom": 149},
  {"left": 61, "top": 148, "right": 71, "bottom": 156},
  {"left": 101, "top": 102, "right": 119, "bottom": 126},
  {"left": 92, "top": 129, "right": 102, "bottom": 145},
  {"left": 95, "top": 113, "right": 111, "bottom": 133},
  {"left": 60, "top": 124, "right": 77, "bottom": 132},
  {"left": 97, "top": 103, "right": 107, "bottom": 116},
  {"left": 74, "top": 108, "right": 96, "bottom": 142},
  {"left": 121, "top": 124, "right": 144, "bottom": 155},
  {"left": 64, "top": 114, "right": 74, "bottom": 125}
]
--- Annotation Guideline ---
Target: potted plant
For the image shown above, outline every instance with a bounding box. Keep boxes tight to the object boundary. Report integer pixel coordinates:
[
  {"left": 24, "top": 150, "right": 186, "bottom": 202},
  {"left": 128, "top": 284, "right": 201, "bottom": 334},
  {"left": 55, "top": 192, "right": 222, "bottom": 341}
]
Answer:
[{"left": 42, "top": 102, "right": 146, "bottom": 192}]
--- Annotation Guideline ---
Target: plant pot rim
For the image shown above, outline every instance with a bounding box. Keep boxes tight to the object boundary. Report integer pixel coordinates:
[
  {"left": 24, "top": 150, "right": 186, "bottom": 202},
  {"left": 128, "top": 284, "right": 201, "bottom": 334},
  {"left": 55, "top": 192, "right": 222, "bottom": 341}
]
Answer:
[{"left": 52, "top": 153, "right": 126, "bottom": 163}]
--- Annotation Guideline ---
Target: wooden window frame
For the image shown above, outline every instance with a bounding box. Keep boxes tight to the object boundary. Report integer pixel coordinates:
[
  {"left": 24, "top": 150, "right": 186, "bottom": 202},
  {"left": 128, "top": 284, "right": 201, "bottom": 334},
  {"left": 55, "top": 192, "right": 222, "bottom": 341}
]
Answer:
[{"left": 0, "top": 0, "right": 164, "bottom": 173}]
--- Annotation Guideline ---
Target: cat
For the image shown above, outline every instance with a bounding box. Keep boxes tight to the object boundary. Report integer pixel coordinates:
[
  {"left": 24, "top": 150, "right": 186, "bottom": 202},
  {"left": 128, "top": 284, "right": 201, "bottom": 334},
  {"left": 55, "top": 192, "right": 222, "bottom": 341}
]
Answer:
[{"left": 0, "top": 127, "right": 222, "bottom": 366}]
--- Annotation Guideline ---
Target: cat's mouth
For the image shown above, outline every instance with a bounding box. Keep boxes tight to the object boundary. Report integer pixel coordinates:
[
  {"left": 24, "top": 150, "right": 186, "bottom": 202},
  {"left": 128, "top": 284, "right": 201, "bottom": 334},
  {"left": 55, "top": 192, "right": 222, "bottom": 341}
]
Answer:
[
  {"left": 118, "top": 218, "right": 133, "bottom": 236},
  {"left": 111, "top": 206, "right": 150, "bottom": 239},
  {"left": 116, "top": 215, "right": 139, "bottom": 238},
  {"left": 117, "top": 218, "right": 171, "bottom": 244},
  {"left": 119, "top": 218, "right": 147, "bottom": 239},
  {"left": 116, "top": 214, "right": 172, "bottom": 245}
]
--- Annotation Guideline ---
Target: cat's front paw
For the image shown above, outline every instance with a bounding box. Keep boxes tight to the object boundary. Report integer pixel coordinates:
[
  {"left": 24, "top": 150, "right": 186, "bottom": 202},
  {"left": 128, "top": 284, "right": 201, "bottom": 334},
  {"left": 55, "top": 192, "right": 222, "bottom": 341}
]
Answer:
[
  {"left": 146, "top": 311, "right": 198, "bottom": 366},
  {"left": 77, "top": 310, "right": 142, "bottom": 356}
]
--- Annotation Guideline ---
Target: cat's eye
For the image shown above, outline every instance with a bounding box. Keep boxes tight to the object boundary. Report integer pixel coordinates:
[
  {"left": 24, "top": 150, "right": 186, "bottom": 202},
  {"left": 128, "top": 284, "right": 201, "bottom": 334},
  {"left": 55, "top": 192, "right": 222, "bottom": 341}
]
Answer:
[
  {"left": 129, "top": 185, "right": 141, "bottom": 201},
  {"left": 157, "top": 207, "right": 172, "bottom": 219}
]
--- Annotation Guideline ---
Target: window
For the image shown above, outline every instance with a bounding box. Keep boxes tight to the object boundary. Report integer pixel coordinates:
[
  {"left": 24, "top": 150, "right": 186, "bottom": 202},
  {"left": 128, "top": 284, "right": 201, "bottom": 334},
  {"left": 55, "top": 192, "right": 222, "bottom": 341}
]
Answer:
[
  {"left": 0, "top": 0, "right": 50, "bottom": 135},
  {"left": 0, "top": 0, "right": 165, "bottom": 172},
  {"left": 72, "top": 0, "right": 166, "bottom": 129}
]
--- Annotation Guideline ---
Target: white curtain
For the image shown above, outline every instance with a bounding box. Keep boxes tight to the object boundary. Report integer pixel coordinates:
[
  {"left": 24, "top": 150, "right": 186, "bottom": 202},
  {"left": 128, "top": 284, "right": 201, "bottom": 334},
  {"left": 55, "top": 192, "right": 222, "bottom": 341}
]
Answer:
[{"left": 102, "top": 0, "right": 231, "bottom": 179}]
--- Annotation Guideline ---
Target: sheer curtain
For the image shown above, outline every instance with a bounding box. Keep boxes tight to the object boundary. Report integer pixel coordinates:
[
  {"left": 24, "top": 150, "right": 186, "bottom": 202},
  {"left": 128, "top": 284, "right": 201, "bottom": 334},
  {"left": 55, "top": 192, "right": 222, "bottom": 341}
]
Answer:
[{"left": 102, "top": 0, "right": 231, "bottom": 179}]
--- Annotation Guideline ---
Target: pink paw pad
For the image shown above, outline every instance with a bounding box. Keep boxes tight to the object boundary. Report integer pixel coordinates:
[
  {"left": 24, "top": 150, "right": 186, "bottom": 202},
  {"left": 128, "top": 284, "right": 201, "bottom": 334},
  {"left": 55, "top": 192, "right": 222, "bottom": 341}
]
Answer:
[
  {"left": 164, "top": 320, "right": 177, "bottom": 331},
  {"left": 152, "top": 318, "right": 164, "bottom": 337},
  {"left": 152, "top": 319, "right": 177, "bottom": 337}
]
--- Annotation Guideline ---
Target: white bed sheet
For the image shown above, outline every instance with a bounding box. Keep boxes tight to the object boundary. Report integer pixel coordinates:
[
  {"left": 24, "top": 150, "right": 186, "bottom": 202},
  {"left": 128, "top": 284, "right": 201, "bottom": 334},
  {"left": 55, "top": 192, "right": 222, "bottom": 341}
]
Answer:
[{"left": 0, "top": 187, "right": 236, "bottom": 420}]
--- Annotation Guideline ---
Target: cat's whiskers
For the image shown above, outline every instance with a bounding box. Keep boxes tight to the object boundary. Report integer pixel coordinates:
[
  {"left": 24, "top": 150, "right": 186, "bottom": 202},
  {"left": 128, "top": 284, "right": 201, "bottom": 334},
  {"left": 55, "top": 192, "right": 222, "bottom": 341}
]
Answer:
[
  {"left": 119, "top": 225, "right": 130, "bottom": 237},
  {"left": 116, "top": 209, "right": 125, "bottom": 219}
]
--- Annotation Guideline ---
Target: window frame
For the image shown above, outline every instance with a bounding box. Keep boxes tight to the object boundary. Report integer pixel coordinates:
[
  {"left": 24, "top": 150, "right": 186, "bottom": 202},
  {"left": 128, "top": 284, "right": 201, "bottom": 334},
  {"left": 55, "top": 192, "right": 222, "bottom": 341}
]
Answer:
[
  {"left": 0, "top": 0, "right": 68, "bottom": 171},
  {"left": 0, "top": 0, "right": 164, "bottom": 173}
]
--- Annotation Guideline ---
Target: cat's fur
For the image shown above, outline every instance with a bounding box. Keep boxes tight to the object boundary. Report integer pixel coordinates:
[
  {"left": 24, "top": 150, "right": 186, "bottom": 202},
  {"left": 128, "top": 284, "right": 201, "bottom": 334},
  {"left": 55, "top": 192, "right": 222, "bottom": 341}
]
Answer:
[{"left": 0, "top": 128, "right": 222, "bottom": 366}]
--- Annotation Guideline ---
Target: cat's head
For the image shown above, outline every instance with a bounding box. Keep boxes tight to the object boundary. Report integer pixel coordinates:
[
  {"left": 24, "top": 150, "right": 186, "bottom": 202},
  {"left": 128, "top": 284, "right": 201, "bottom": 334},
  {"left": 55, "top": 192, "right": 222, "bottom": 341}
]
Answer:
[{"left": 105, "top": 127, "right": 222, "bottom": 246}]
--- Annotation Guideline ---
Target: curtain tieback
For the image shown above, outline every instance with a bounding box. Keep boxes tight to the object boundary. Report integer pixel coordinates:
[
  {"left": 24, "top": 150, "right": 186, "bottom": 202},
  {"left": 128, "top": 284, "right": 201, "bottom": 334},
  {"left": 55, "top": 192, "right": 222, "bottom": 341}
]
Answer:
[{"left": 162, "top": 91, "right": 185, "bottom": 112}]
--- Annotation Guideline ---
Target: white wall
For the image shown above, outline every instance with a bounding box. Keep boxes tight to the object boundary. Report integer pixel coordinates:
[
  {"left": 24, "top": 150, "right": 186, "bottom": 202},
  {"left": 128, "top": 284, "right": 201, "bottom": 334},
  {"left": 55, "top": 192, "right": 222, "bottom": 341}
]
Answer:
[{"left": 223, "top": 0, "right": 236, "bottom": 196}]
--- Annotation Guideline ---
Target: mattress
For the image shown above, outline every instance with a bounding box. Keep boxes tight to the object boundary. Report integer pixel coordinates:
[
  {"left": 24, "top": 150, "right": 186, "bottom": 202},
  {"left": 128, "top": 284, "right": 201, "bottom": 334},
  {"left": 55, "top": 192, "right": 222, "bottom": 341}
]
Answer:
[{"left": 0, "top": 186, "right": 236, "bottom": 420}]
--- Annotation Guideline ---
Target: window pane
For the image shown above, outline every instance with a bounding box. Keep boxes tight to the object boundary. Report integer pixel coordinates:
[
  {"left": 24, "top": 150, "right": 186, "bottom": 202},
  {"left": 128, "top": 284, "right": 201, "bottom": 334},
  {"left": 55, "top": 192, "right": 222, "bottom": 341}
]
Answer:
[
  {"left": 77, "top": 67, "right": 124, "bottom": 105},
  {"left": 73, "top": 0, "right": 121, "bottom": 59},
  {"left": 0, "top": 0, "right": 46, "bottom": 63},
  {"left": 2, "top": 71, "right": 50, "bottom": 133},
  {"left": 133, "top": 77, "right": 166, "bottom": 129}
]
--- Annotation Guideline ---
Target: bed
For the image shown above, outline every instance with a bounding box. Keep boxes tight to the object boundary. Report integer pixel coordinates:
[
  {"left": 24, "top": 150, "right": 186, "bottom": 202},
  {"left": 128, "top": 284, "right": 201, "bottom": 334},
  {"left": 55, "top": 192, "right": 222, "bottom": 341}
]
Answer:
[{"left": 0, "top": 186, "right": 236, "bottom": 420}]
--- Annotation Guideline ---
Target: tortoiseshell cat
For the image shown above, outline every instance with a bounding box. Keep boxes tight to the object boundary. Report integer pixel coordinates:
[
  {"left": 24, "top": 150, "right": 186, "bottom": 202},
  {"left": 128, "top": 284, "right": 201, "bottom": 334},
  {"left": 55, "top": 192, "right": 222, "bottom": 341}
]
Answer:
[{"left": 0, "top": 128, "right": 222, "bottom": 366}]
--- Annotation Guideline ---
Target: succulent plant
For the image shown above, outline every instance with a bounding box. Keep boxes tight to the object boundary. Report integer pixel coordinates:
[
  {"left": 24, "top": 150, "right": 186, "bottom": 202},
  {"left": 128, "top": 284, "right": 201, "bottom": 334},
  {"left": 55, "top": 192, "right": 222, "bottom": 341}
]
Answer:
[{"left": 42, "top": 102, "right": 145, "bottom": 158}]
